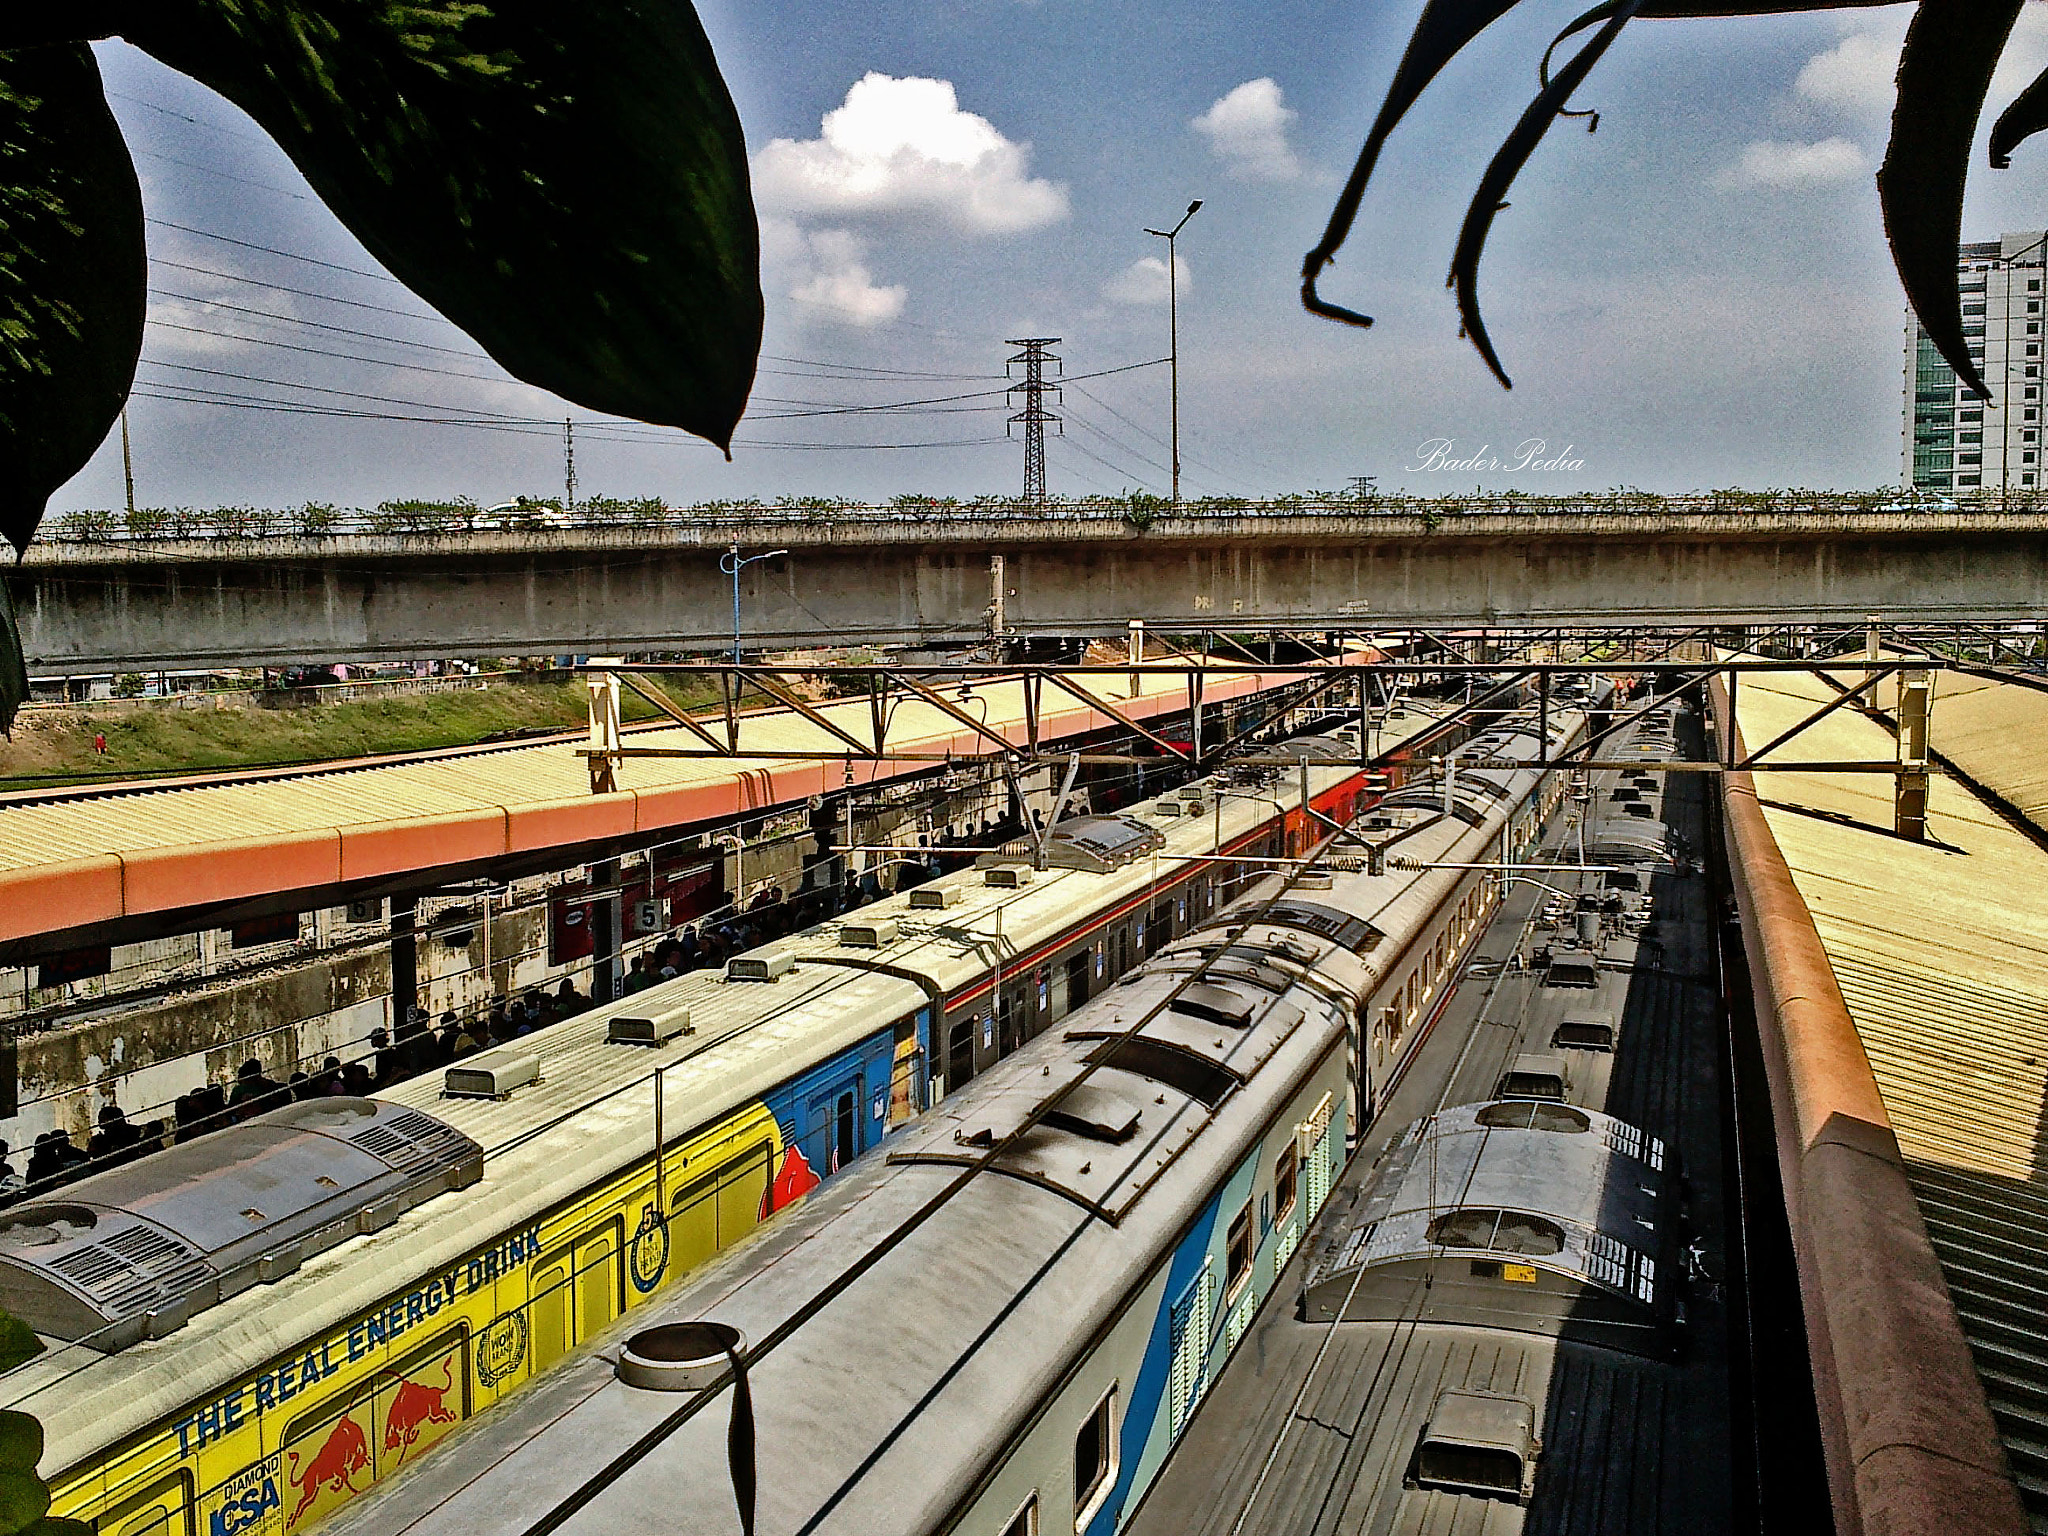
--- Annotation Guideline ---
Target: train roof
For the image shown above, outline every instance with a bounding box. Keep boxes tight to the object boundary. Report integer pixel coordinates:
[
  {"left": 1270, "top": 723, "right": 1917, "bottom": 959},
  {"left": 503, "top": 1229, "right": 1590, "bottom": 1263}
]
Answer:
[
  {"left": 321, "top": 924, "right": 1358, "bottom": 1536},
  {"left": 0, "top": 711, "right": 1455, "bottom": 1475},
  {"left": 0, "top": 1099, "right": 480, "bottom": 1350},
  {"left": 1298, "top": 1101, "right": 1669, "bottom": 1334}
]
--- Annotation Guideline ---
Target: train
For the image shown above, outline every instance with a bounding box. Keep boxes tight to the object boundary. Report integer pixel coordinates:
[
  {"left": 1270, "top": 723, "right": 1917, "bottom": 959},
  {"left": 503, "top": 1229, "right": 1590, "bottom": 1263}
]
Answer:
[
  {"left": 1122, "top": 697, "right": 1733, "bottom": 1536},
  {"left": 303, "top": 698, "right": 1598, "bottom": 1536},
  {"left": 0, "top": 693, "right": 1472, "bottom": 1536}
]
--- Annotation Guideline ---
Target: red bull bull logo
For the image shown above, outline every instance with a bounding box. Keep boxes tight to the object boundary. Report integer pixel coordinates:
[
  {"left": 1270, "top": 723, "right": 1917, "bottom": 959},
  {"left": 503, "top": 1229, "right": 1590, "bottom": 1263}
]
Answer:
[
  {"left": 760, "top": 1144, "right": 820, "bottom": 1219},
  {"left": 383, "top": 1359, "right": 458, "bottom": 1461},
  {"left": 286, "top": 1413, "right": 369, "bottom": 1528}
]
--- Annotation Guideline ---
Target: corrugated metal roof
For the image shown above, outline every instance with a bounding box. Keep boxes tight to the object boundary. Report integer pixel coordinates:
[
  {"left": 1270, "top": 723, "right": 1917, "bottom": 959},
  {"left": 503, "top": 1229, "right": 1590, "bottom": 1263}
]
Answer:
[
  {"left": 1732, "top": 668, "right": 2048, "bottom": 1523},
  {"left": 0, "top": 662, "right": 1316, "bottom": 943},
  {"left": 1918, "top": 671, "right": 2048, "bottom": 835}
]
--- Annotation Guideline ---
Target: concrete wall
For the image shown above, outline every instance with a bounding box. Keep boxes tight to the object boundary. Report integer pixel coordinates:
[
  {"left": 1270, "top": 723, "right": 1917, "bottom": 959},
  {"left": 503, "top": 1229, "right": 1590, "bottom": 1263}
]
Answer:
[{"left": 22, "top": 508, "right": 2048, "bottom": 668}]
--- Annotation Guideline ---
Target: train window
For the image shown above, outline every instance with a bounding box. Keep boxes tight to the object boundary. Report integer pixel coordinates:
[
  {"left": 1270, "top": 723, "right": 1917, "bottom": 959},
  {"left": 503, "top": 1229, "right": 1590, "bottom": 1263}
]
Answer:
[
  {"left": 1425, "top": 1208, "right": 1566, "bottom": 1257},
  {"left": 1225, "top": 1199, "right": 1254, "bottom": 1299},
  {"left": 1074, "top": 1386, "right": 1119, "bottom": 1528},
  {"left": 1275, "top": 1141, "right": 1299, "bottom": 1219},
  {"left": 1000, "top": 1494, "right": 1039, "bottom": 1536},
  {"left": 1085, "top": 1038, "right": 1236, "bottom": 1108},
  {"left": 1476, "top": 1102, "right": 1590, "bottom": 1133},
  {"left": 99, "top": 1470, "right": 193, "bottom": 1536}
]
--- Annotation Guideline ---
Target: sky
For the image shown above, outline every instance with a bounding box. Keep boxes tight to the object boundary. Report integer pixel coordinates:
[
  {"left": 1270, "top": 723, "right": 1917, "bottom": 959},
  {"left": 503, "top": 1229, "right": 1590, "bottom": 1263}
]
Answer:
[{"left": 51, "top": 0, "right": 2048, "bottom": 513}]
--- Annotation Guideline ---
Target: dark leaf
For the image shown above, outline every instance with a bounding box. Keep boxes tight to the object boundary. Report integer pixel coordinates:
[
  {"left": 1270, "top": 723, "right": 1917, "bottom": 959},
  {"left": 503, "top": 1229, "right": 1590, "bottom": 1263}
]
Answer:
[
  {"left": 1878, "top": 0, "right": 2024, "bottom": 402},
  {"left": 122, "top": 1, "right": 761, "bottom": 447},
  {"left": 1991, "top": 65, "right": 2048, "bottom": 168},
  {"left": 0, "top": 44, "right": 144, "bottom": 555},
  {"left": 1303, "top": 0, "right": 1525, "bottom": 324},
  {"left": 1449, "top": 2, "right": 1643, "bottom": 387}
]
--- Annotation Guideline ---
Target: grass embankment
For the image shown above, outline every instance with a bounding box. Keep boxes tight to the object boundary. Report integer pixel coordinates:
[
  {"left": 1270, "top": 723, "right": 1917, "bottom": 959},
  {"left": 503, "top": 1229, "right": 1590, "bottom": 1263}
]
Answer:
[{"left": 0, "top": 677, "right": 723, "bottom": 789}]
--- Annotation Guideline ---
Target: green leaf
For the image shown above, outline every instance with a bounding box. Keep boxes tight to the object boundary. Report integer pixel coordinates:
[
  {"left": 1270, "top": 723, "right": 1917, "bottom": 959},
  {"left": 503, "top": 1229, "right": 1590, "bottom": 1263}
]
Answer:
[
  {"left": 0, "top": 1318, "right": 41, "bottom": 1379},
  {"left": 0, "top": 1469, "right": 49, "bottom": 1535},
  {"left": 0, "top": 44, "right": 144, "bottom": 555},
  {"left": 122, "top": 1, "right": 760, "bottom": 448},
  {"left": 0, "top": 1413, "right": 39, "bottom": 1476}
]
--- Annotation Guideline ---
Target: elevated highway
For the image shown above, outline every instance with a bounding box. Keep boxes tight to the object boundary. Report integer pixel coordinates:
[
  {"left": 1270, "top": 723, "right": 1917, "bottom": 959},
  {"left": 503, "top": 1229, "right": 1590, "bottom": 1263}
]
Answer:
[{"left": 16, "top": 504, "right": 2048, "bottom": 670}]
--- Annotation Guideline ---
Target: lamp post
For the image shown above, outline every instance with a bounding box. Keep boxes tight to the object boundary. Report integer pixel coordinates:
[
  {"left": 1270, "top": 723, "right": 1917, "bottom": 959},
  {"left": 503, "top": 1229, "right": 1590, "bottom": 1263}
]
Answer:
[
  {"left": 720, "top": 543, "right": 787, "bottom": 664},
  {"left": 1144, "top": 199, "right": 1202, "bottom": 505}
]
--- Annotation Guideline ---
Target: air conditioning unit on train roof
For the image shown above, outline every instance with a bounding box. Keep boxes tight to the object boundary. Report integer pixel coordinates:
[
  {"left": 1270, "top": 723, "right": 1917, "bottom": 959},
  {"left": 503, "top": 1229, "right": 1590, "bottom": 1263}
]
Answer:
[
  {"left": 609, "top": 1008, "right": 694, "bottom": 1047},
  {"left": 839, "top": 918, "right": 900, "bottom": 948},
  {"left": 727, "top": 950, "right": 796, "bottom": 982},
  {"left": 909, "top": 886, "right": 961, "bottom": 910},
  {"left": 445, "top": 1048, "right": 541, "bottom": 1099},
  {"left": 983, "top": 866, "right": 1033, "bottom": 888}
]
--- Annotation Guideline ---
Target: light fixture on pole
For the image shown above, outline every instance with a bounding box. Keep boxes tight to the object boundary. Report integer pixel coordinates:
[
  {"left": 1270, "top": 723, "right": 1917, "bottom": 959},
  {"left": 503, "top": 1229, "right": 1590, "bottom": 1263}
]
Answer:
[
  {"left": 720, "top": 543, "right": 787, "bottom": 664},
  {"left": 1144, "top": 199, "right": 1202, "bottom": 505}
]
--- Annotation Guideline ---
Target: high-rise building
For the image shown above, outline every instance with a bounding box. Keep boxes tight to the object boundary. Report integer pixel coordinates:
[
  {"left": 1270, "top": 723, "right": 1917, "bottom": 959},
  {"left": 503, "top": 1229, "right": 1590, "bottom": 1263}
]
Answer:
[{"left": 1903, "top": 230, "right": 2048, "bottom": 494}]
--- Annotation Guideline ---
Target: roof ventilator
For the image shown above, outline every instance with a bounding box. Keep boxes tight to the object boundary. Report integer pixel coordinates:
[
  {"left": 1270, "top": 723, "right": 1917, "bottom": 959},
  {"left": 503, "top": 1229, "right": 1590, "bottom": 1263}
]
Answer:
[
  {"left": 445, "top": 1048, "right": 541, "bottom": 1099},
  {"left": 727, "top": 951, "right": 796, "bottom": 981},
  {"left": 609, "top": 1009, "right": 694, "bottom": 1047},
  {"left": 839, "top": 918, "right": 900, "bottom": 948}
]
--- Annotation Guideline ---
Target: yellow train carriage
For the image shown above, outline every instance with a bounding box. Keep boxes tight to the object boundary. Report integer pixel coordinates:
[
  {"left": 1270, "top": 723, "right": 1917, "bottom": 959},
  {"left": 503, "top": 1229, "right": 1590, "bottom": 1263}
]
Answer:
[{"left": 47, "top": 1103, "right": 780, "bottom": 1536}]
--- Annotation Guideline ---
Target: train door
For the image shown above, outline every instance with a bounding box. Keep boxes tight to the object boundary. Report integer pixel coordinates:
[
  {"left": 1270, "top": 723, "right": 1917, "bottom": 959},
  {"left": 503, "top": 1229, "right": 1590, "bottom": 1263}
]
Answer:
[
  {"left": 1065, "top": 949, "right": 1091, "bottom": 1011},
  {"left": 575, "top": 1225, "right": 623, "bottom": 1344},
  {"left": 887, "top": 1013, "right": 927, "bottom": 1126},
  {"left": 946, "top": 1013, "right": 975, "bottom": 1094},
  {"left": 528, "top": 1222, "right": 622, "bottom": 1372},
  {"left": 997, "top": 983, "right": 1024, "bottom": 1056},
  {"left": 528, "top": 1251, "right": 573, "bottom": 1376},
  {"left": 809, "top": 1079, "right": 861, "bottom": 1172}
]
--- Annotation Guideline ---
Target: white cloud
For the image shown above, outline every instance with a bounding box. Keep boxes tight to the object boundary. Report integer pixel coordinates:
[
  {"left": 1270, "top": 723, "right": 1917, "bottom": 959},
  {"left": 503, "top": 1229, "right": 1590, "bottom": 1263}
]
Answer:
[
  {"left": 1994, "top": 7, "right": 2048, "bottom": 105},
  {"left": 753, "top": 73, "right": 1068, "bottom": 234},
  {"left": 1795, "top": 32, "right": 1899, "bottom": 117},
  {"left": 1103, "top": 254, "right": 1190, "bottom": 306},
  {"left": 1716, "top": 138, "right": 1866, "bottom": 190},
  {"left": 1191, "top": 78, "right": 1301, "bottom": 181},
  {"left": 761, "top": 219, "right": 905, "bottom": 327}
]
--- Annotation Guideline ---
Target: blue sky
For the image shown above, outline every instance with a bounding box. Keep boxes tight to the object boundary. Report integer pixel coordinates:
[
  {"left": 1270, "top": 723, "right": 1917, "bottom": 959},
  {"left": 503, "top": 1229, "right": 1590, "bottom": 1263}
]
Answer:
[{"left": 54, "top": 1, "right": 2048, "bottom": 512}]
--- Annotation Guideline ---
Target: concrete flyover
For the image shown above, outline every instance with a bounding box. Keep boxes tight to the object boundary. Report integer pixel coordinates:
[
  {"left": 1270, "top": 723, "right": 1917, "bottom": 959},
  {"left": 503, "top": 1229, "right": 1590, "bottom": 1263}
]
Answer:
[{"left": 16, "top": 504, "right": 2048, "bottom": 670}]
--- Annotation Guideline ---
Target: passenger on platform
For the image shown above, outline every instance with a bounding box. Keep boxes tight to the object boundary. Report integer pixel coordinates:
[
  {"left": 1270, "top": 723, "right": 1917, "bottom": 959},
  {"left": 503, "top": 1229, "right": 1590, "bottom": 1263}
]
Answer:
[
  {"left": 340, "top": 1060, "right": 375, "bottom": 1096},
  {"left": 503, "top": 1003, "right": 534, "bottom": 1040},
  {"left": 26, "top": 1131, "right": 85, "bottom": 1190},
  {"left": 370, "top": 1028, "right": 402, "bottom": 1088},
  {"left": 487, "top": 1000, "right": 511, "bottom": 1038},
  {"left": 623, "top": 954, "right": 654, "bottom": 995},
  {"left": 554, "top": 977, "right": 587, "bottom": 1016},
  {"left": 449, "top": 1019, "right": 484, "bottom": 1058},
  {"left": 228, "top": 1059, "right": 287, "bottom": 1121},
  {"left": 198, "top": 1083, "right": 230, "bottom": 1133},
  {"left": 434, "top": 1012, "right": 463, "bottom": 1066},
  {"left": 87, "top": 1105, "right": 143, "bottom": 1168},
  {"left": 288, "top": 1070, "right": 317, "bottom": 1102},
  {"left": 314, "top": 1056, "right": 345, "bottom": 1096},
  {"left": 0, "top": 1143, "right": 21, "bottom": 1201}
]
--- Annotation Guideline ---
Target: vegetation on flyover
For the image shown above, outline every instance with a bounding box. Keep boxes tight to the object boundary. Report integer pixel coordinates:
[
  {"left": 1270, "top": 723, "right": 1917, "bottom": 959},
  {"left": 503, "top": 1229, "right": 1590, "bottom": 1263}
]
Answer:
[{"left": 27, "top": 486, "right": 2022, "bottom": 544}]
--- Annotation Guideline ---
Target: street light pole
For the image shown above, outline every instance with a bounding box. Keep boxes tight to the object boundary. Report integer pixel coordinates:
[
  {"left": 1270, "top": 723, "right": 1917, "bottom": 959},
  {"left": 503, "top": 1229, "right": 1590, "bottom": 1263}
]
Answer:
[
  {"left": 720, "top": 543, "right": 788, "bottom": 664},
  {"left": 1144, "top": 199, "right": 1202, "bottom": 506}
]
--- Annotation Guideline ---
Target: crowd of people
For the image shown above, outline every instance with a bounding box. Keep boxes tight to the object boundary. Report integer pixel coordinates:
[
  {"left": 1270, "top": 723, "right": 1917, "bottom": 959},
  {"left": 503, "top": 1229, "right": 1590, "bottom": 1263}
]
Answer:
[{"left": 3, "top": 858, "right": 964, "bottom": 1205}]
